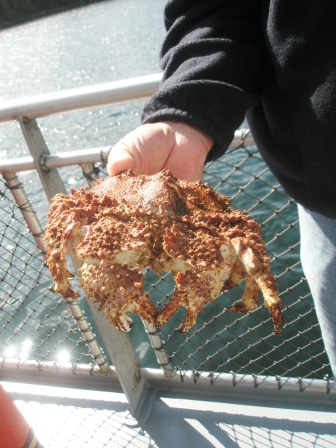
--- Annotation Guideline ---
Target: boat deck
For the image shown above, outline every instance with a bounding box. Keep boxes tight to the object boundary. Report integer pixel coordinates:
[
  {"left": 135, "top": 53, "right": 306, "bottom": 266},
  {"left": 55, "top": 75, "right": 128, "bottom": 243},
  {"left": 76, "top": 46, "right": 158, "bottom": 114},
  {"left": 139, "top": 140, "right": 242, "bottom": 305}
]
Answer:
[{"left": 3, "top": 379, "right": 336, "bottom": 448}]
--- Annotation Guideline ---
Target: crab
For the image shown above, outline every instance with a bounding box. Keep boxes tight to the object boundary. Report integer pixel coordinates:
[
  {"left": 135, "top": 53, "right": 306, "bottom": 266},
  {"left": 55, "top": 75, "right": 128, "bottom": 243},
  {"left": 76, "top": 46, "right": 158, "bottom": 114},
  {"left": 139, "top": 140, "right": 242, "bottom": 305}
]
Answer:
[{"left": 45, "top": 170, "right": 284, "bottom": 334}]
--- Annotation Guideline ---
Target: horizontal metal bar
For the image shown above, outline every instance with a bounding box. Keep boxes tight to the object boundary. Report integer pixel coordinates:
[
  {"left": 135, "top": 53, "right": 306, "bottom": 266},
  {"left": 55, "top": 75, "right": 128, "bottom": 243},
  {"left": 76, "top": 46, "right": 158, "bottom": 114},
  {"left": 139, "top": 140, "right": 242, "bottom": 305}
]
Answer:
[
  {"left": 1, "top": 359, "right": 334, "bottom": 404},
  {"left": 0, "top": 155, "right": 36, "bottom": 173},
  {"left": 141, "top": 367, "right": 332, "bottom": 392},
  {"left": 0, "top": 73, "right": 162, "bottom": 123},
  {"left": 140, "top": 368, "right": 336, "bottom": 405},
  {"left": 0, "top": 130, "right": 255, "bottom": 174},
  {"left": 0, "top": 149, "right": 107, "bottom": 173},
  {"left": 43, "top": 147, "right": 110, "bottom": 169},
  {"left": 0, "top": 358, "right": 120, "bottom": 391},
  {"left": 0, "top": 358, "right": 116, "bottom": 376}
]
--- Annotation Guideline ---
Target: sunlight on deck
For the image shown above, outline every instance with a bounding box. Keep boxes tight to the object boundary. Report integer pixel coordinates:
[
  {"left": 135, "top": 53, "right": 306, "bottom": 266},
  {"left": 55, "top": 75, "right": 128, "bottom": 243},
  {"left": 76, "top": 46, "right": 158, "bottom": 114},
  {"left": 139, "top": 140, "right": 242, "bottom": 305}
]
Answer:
[{"left": 4, "top": 382, "right": 336, "bottom": 448}]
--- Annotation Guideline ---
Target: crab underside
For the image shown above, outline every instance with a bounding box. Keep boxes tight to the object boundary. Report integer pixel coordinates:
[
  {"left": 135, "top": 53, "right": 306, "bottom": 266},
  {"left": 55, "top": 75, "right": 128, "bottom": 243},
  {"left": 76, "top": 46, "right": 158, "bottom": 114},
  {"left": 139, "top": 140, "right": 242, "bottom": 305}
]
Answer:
[{"left": 45, "top": 170, "right": 284, "bottom": 335}]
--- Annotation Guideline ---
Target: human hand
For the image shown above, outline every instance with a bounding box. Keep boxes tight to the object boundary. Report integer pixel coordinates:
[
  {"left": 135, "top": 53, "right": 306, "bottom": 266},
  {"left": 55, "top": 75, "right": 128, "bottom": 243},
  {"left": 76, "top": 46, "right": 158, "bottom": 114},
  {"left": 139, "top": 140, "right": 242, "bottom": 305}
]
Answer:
[{"left": 107, "top": 121, "right": 213, "bottom": 182}]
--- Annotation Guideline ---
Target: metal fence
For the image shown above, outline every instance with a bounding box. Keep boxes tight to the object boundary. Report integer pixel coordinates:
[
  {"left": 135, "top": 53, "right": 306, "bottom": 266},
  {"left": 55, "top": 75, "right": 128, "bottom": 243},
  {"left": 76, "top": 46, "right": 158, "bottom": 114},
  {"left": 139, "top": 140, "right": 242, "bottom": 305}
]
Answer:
[{"left": 0, "top": 74, "right": 333, "bottom": 417}]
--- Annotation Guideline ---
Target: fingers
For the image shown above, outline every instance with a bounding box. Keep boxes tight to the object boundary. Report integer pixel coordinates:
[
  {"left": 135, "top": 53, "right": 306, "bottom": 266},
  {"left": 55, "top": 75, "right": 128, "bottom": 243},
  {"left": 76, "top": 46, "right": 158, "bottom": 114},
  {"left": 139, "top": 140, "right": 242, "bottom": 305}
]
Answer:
[
  {"left": 107, "top": 142, "right": 136, "bottom": 176},
  {"left": 107, "top": 124, "right": 163, "bottom": 176},
  {"left": 107, "top": 122, "right": 214, "bottom": 181},
  {"left": 107, "top": 124, "right": 168, "bottom": 177}
]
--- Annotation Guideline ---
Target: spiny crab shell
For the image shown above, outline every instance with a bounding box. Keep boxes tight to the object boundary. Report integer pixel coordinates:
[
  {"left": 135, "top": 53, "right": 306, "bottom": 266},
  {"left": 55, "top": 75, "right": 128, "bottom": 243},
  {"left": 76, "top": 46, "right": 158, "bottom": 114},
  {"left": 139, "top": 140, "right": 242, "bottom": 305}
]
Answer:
[{"left": 45, "top": 170, "right": 284, "bottom": 334}]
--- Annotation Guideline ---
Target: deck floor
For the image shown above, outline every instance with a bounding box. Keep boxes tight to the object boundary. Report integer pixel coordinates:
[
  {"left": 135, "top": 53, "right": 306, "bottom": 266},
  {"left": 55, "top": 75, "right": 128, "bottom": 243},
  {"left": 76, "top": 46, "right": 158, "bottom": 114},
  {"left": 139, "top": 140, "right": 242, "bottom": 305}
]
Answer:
[{"left": 3, "top": 381, "right": 336, "bottom": 448}]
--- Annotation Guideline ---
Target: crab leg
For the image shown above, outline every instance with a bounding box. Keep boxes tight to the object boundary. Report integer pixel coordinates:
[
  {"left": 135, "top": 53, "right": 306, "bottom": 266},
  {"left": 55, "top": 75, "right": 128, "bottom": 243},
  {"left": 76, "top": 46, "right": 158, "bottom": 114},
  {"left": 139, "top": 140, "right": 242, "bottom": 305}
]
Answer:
[
  {"left": 156, "top": 268, "right": 228, "bottom": 334},
  {"left": 79, "top": 262, "right": 158, "bottom": 331},
  {"left": 230, "top": 237, "right": 283, "bottom": 334},
  {"left": 222, "top": 258, "right": 245, "bottom": 292},
  {"left": 45, "top": 196, "right": 90, "bottom": 299}
]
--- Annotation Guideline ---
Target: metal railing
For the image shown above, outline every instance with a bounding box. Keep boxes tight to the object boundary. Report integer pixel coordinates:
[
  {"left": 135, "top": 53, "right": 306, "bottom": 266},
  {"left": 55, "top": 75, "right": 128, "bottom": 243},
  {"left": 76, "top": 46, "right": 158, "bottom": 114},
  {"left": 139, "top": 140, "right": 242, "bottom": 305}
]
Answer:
[{"left": 0, "top": 74, "right": 334, "bottom": 416}]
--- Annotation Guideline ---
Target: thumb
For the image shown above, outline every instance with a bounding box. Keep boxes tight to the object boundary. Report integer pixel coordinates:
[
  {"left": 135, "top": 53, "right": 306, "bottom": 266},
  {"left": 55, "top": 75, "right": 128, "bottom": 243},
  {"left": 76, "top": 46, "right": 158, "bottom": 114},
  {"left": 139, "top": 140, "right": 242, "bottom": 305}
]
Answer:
[{"left": 107, "top": 143, "right": 136, "bottom": 176}]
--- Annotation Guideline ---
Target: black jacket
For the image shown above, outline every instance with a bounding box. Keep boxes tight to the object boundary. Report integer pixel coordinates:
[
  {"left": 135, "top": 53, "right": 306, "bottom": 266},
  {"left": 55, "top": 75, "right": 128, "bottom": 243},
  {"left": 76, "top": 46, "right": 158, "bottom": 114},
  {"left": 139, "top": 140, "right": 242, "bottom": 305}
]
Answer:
[{"left": 142, "top": 0, "right": 336, "bottom": 216}]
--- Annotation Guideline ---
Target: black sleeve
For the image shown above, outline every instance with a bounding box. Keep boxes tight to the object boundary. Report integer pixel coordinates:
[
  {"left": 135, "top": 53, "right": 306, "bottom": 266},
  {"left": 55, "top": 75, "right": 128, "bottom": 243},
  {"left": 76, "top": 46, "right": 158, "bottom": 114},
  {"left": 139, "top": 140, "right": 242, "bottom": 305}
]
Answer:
[{"left": 141, "top": 0, "right": 265, "bottom": 162}]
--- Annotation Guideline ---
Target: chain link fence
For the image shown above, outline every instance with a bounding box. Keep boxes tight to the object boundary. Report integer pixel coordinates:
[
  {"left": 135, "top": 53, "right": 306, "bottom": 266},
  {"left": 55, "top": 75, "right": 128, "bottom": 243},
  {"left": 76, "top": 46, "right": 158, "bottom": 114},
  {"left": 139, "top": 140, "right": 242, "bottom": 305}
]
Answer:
[
  {"left": 0, "top": 174, "right": 100, "bottom": 366},
  {"left": 0, "top": 138, "right": 332, "bottom": 382}
]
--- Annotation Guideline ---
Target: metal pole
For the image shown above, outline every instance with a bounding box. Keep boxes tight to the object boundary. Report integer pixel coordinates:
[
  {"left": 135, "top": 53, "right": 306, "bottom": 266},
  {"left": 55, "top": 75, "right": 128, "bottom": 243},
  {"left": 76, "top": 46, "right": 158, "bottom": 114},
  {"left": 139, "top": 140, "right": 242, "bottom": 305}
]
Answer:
[
  {"left": 143, "top": 322, "right": 175, "bottom": 378},
  {"left": 18, "top": 117, "right": 68, "bottom": 201},
  {"left": 80, "top": 161, "right": 101, "bottom": 188},
  {"left": 0, "top": 73, "right": 162, "bottom": 123},
  {"left": 2, "top": 172, "right": 46, "bottom": 255},
  {"left": 17, "top": 117, "right": 151, "bottom": 416}
]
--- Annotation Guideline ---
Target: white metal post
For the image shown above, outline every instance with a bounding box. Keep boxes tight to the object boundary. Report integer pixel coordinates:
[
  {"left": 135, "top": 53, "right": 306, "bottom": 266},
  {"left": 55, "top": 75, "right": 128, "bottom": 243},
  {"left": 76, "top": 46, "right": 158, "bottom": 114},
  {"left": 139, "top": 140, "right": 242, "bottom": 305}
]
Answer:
[{"left": 17, "top": 117, "right": 152, "bottom": 417}]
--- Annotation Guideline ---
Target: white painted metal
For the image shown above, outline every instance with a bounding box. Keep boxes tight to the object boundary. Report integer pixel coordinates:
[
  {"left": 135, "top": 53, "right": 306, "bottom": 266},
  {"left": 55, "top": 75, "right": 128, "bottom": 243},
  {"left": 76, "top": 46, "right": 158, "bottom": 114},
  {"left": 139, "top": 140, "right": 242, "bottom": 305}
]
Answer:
[
  {"left": 0, "top": 73, "right": 162, "bottom": 123},
  {"left": 1, "top": 359, "right": 335, "bottom": 405},
  {"left": 14, "top": 117, "right": 153, "bottom": 417},
  {"left": 2, "top": 172, "right": 46, "bottom": 255},
  {"left": 18, "top": 117, "right": 68, "bottom": 201}
]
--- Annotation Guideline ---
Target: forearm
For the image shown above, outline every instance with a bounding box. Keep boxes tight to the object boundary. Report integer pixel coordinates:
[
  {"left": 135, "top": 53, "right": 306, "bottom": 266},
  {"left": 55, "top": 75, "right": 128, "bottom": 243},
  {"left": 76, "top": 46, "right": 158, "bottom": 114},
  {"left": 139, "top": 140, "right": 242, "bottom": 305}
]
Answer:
[{"left": 142, "top": 0, "right": 265, "bottom": 162}]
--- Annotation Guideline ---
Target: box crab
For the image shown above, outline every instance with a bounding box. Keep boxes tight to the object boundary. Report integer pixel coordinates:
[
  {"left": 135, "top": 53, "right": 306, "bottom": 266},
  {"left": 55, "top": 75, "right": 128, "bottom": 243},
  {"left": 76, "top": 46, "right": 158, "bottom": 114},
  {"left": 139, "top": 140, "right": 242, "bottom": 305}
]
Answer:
[{"left": 45, "top": 170, "right": 284, "bottom": 334}]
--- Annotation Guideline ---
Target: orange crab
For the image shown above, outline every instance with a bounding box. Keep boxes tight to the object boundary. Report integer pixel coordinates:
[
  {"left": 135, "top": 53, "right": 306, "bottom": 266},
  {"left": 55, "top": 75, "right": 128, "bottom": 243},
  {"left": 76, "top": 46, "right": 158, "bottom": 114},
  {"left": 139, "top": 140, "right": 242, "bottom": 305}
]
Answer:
[{"left": 45, "top": 170, "right": 283, "bottom": 334}]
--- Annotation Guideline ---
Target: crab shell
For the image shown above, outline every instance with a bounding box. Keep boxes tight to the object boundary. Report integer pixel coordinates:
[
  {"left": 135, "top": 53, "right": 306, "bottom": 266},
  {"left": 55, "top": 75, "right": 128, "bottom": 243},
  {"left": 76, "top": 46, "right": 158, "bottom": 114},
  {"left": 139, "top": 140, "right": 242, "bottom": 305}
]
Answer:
[{"left": 45, "top": 170, "right": 284, "bottom": 334}]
